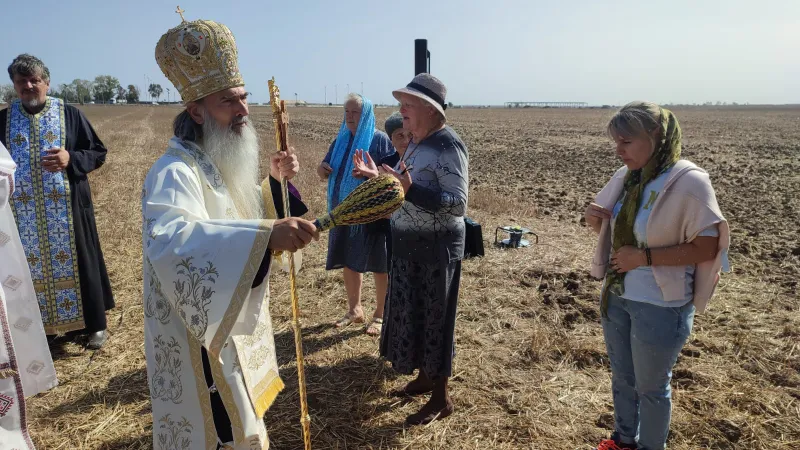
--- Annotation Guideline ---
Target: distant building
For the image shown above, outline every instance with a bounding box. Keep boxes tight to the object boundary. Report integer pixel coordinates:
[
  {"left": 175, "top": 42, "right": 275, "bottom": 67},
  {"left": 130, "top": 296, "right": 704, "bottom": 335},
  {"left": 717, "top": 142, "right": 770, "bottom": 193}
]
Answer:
[{"left": 504, "top": 101, "right": 588, "bottom": 108}]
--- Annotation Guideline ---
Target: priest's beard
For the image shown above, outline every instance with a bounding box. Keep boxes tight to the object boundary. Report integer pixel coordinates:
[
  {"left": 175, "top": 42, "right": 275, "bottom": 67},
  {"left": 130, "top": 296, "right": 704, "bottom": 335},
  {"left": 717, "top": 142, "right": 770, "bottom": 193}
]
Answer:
[
  {"left": 201, "top": 113, "right": 263, "bottom": 220},
  {"left": 22, "top": 97, "right": 42, "bottom": 110}
]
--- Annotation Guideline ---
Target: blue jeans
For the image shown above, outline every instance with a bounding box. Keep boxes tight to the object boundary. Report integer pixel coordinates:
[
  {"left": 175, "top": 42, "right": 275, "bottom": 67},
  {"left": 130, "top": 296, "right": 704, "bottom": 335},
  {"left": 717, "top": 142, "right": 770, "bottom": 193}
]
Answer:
[{"left": 601, "top": 293, "right": 695, "bottom": 450}]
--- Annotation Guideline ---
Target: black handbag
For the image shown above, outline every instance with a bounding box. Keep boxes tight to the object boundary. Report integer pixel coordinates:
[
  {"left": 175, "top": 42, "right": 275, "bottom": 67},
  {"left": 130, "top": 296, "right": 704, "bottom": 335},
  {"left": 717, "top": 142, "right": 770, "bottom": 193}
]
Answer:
[{"left": 464, "top": 217, "right": 485, "bottom": 258}]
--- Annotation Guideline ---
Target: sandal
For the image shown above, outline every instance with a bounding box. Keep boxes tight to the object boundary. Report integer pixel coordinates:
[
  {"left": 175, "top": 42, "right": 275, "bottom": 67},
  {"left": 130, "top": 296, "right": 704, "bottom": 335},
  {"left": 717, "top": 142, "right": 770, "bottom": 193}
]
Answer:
[
  {"left": 388, "top": 382, "right": 433, "bottom": 398},
  {"left": 405, "top": 400, "right": 454, "bottom": 426},
  {"left": 366, "top": 317, "right": 383, "bottom": 336},
  {"left": 334, "top": 312, "right": 364, "bottom": 328}
]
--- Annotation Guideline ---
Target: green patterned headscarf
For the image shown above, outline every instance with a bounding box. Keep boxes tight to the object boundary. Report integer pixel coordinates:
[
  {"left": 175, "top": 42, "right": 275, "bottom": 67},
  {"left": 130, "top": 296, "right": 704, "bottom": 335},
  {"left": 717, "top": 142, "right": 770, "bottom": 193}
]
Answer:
[{"left": 601, "top": 107, "right": 682, "bottom": 317}]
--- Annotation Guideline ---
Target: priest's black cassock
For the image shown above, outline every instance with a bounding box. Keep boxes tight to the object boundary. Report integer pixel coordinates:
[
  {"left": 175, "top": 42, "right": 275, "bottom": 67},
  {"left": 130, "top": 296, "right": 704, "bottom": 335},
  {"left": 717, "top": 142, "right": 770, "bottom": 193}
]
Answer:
[{"left": 0, "top": 100, "right": 114, "bottom": 334}]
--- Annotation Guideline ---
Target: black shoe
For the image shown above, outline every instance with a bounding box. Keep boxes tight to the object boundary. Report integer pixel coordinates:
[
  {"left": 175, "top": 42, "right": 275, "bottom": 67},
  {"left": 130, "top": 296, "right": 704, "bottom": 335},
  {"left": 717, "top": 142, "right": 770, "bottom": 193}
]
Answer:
[{"left": 87, "top": 330, "right": 108, "bottom": 349}]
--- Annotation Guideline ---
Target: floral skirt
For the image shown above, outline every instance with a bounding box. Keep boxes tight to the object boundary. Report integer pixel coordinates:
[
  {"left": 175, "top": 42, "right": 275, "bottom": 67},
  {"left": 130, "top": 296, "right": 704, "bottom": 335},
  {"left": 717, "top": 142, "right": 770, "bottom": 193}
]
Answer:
[{"left": 379, "top": 256, "right": 461, "bottom": 378}]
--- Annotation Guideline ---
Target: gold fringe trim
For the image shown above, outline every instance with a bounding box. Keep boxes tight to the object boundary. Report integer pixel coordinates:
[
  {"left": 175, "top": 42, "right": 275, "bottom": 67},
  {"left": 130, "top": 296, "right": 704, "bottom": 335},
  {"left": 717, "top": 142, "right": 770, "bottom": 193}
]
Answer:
[
  {"left": 0, "top": 368, "right": 19, "bottom": 379},
  {"left": 261, "top": 178, "right": 278, "bottom": 220},
  {"left": 44, "top": 319, "right": 86, "bottom": 335},
  {"left": 254, "top": 376, "right": 285, "bottom": 419},
  {"left": 186, "top": 332, "right": 218, "bottom": 450}
]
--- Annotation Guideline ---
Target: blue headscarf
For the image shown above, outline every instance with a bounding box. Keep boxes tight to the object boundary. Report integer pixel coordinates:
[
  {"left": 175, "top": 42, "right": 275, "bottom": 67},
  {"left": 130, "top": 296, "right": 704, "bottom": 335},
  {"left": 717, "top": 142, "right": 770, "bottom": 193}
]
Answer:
[{"left": 326, "top": 95, "right": 376, "bottom": 211}]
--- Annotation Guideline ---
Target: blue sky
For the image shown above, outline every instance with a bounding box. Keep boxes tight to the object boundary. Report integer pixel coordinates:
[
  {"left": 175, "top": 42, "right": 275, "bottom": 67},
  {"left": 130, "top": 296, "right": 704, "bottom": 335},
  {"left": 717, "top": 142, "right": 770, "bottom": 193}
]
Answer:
[{"left": 1, "top": 0, "right": 797, "bottom": 105}]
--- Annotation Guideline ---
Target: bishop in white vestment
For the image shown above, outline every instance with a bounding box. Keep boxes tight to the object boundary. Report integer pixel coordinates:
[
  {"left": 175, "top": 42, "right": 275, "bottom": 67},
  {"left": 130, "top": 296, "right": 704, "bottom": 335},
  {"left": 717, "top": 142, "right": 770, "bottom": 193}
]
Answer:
[
  {"left": 1, "top": 140, "right": 58, "bottom": 450},
  {"left": 145, "top": 14, "right": 317, "bottom": 450}
]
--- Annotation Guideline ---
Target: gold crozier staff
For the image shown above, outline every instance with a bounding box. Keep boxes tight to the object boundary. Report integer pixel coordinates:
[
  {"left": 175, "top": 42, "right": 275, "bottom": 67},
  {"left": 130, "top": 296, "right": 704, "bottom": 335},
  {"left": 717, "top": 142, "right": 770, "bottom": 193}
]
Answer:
[{"left": 268, "top": 78, "right": 312, "bottom": 450}]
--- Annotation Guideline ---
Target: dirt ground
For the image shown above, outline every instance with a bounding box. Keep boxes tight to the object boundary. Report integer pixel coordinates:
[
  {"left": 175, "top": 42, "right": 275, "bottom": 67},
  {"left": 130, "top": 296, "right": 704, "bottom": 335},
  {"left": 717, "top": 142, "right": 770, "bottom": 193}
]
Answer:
[{"left": 19, "top": 104, "right": 800, "bottom": 449}]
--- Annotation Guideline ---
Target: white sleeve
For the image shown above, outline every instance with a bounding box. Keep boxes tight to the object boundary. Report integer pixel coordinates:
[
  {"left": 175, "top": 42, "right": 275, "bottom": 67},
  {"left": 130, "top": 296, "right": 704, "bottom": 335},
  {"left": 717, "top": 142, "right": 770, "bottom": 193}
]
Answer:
[
  {"left": 0, "top": 141, "right": 15, "bottom": 208},
  {"left": 142, "top": 159, "right": 274, "bottom": 359}
]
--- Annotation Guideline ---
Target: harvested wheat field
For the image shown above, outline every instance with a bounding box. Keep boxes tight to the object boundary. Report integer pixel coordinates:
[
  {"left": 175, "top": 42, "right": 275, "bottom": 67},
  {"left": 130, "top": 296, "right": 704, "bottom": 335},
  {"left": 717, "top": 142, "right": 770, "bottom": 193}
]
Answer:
[{"left": 22, "top": 104, "right": 800, "bottom": 449}]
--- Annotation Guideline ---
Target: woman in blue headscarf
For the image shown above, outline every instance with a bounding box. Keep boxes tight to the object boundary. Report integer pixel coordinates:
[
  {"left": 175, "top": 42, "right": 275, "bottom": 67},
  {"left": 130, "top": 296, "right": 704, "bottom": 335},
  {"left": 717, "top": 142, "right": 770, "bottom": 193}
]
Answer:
[{"left": 317, "top": 94, "right": 394, "bottom": 334}]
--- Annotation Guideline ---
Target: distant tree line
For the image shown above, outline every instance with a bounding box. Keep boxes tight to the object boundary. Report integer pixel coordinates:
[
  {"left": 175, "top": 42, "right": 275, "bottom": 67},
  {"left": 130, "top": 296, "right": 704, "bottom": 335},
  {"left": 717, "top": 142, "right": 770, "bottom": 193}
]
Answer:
[{"left": 0, "top": 75, "right": 166, "bottom": 105}]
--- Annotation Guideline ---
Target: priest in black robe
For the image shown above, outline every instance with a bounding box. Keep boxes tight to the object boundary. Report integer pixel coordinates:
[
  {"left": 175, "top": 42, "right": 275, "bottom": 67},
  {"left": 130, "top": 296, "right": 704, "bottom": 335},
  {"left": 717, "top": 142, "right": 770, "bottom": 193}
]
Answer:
[{"left": 1, "top": 54, "right": 113, "bottom": 349}]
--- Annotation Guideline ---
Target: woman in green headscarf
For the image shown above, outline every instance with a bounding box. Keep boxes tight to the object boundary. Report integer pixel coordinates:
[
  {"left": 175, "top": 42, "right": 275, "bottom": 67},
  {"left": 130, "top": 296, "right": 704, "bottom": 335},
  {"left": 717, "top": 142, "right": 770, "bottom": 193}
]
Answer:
[{"left": 585, "top": 102, "right": 730, "bottom": 450}]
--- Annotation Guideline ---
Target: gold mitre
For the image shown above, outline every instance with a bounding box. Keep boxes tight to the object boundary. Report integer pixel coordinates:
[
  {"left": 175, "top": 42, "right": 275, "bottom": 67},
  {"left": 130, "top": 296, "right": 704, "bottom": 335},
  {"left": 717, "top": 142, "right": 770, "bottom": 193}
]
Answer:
[{"left": 155, "top": 9, "right": 244, "bottom": 103}]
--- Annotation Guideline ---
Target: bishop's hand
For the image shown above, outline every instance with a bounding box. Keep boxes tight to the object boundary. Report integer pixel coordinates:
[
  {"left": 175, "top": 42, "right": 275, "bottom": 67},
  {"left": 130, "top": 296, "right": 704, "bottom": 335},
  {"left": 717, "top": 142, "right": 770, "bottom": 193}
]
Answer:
[
  {"left": 270, "top": 147, "right": 299, "bottom": 180},
  {"left": 268, "top": 217, "right": 319, "bottom": 252}
]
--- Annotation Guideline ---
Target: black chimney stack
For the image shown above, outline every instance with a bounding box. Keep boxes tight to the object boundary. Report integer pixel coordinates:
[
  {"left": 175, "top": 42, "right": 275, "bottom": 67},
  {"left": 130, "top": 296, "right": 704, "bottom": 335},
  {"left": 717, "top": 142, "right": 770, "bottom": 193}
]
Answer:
[{"left": 414, "top": 39, "right": 430, "bottom": 75}]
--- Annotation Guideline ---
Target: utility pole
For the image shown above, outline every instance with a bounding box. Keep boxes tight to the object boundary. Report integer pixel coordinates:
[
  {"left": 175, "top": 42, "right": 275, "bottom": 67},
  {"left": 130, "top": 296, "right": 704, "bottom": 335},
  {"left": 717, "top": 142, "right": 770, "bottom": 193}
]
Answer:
[
  {"left": 324, "top": 85, "right": 327, "bottom": 105},
  {"left": 335, "top": 84, "right": 338, "bottom": 105},
  {"left": 415, "top": 39, "right": 430, "bottom": 75}
]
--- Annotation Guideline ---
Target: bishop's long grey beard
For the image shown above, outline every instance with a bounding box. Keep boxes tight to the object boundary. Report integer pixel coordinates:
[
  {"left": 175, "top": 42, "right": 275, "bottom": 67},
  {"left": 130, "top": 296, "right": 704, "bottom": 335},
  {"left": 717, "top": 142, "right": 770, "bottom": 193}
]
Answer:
[{"left": 201, "top": 114, "right": 264, "bottom": 220}]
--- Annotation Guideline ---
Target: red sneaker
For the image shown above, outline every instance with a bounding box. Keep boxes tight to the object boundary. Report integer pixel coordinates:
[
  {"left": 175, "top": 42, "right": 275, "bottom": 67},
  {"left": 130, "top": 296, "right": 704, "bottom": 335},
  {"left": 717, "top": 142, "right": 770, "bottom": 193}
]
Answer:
[
  {"left": 597, "top": 440, "right": 621, "bottom": 450},
  {"left": 596, "top": 439, "right": 636, "bottom": 450}
]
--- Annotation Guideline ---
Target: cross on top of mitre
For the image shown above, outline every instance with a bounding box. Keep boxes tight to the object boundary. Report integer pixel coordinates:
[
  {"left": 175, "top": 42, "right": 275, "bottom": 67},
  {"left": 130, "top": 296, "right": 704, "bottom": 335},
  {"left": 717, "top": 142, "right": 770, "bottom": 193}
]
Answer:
[{"left": 176, "top": 5, "right": 186, "bottom": 22}]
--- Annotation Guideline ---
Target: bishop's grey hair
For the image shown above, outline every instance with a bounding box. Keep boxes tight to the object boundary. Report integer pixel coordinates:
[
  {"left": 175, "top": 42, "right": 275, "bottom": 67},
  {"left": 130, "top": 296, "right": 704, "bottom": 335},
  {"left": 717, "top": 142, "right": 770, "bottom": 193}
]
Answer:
[{"left": 173, "top": 109, "right": 203, "bottom": 142}]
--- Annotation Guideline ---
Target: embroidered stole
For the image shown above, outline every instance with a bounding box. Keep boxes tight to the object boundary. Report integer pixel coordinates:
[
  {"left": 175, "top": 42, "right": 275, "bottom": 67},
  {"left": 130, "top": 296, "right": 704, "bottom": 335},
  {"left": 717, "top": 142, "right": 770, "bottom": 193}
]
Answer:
[{"left": 6, "top": 98, "right": 84, "bottom": 334}]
